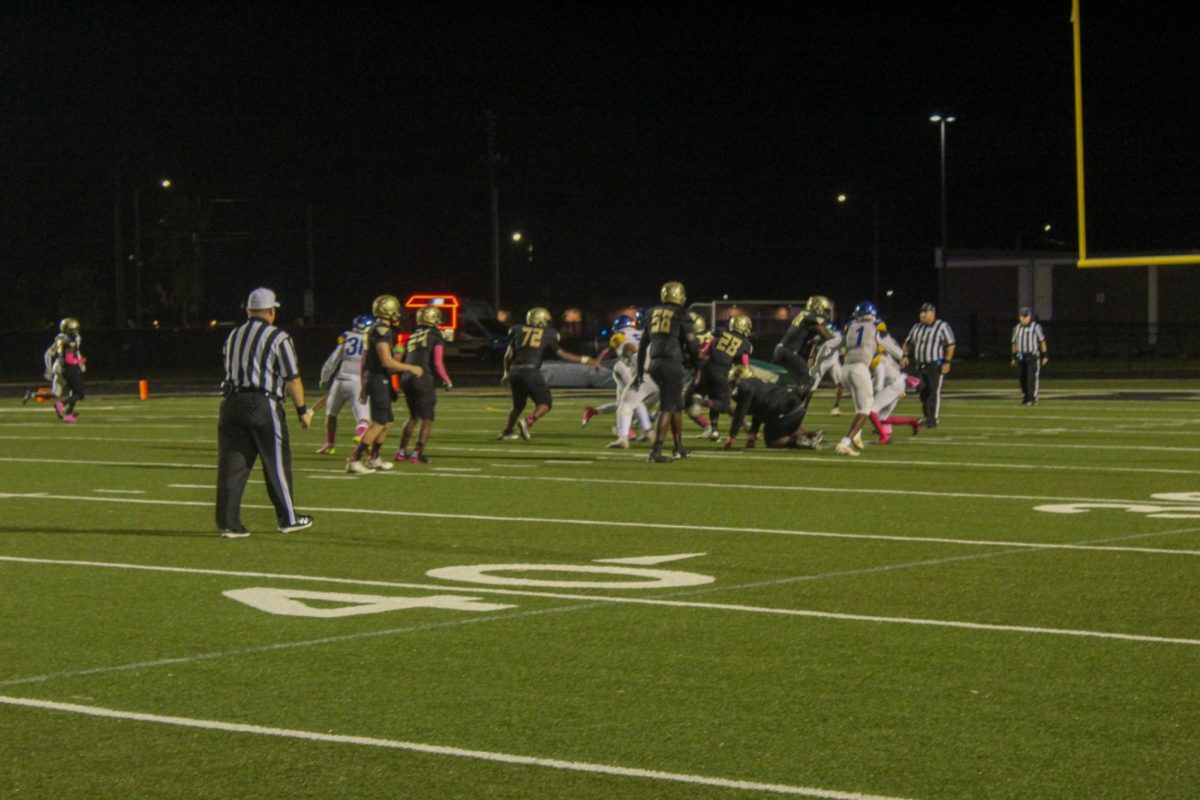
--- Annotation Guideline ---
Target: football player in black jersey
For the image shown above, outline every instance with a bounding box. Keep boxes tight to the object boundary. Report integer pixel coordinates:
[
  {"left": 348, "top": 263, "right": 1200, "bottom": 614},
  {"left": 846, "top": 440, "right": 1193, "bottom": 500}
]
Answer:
[
  {"left": 694, "top": 313, "right": 753, "bottom": 439},
  {"left": 773, "top": 295, "right": 835, "bottom": 388},
  {"left": 346, "top": 295, "right": 425, "bottom": 474},
  {"left": 393, "top": 305, "right": 454, "bottom": 464},
  {"left": 499, "top": 307, "right": 597, "bottom": 441},
  {"left": 724, "top": 367, "right": 823, "bottom": 450},
  {"left": 637, "top": 281, "right": 700, "bottom": 462}
]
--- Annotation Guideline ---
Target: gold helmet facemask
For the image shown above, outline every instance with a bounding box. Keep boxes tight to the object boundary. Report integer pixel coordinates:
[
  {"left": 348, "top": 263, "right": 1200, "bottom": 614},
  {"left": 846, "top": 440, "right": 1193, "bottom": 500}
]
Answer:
[
  {"left": 729, "top": 315, "right": 752, "bottom": 336},
  {"left": 59, "top": 317, "right": 80, "bottom": 335},
  {"left": 526, "top": 307, "right": 552, "bottom": 328},
  {"left": 660, "top": 281, "right": 686, "bottom": 305},
  {"left": 416, "top": 306, "right": 443, "bottom": 327},
  {"left": 371, "top": 295, "right": 402, "bottom": 324},
  {"left": 806, "top": 295, "right": 832, "bottom": 316}
]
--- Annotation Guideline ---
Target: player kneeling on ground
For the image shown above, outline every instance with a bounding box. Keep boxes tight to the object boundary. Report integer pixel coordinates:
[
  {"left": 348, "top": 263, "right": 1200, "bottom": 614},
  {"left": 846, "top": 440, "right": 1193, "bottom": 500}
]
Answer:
[{"left": 723, "top": 365, "right": 823, "bottom": 450}]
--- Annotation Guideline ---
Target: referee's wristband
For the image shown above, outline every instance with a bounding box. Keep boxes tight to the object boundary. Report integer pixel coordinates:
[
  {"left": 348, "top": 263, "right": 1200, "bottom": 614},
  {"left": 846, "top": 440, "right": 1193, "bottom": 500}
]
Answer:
[{"left": 296, "top": 405, "right": 308, "bottom": 420}]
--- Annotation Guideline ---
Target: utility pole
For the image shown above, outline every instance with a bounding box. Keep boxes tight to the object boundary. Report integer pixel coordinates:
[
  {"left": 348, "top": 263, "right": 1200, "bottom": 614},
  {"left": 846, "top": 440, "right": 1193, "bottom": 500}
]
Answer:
[
  {"left": 114, "top": 169, "right": 125, "bottom": 326},
  {"left": 486, "top": 110, "right": 501, "bottom": 314}
]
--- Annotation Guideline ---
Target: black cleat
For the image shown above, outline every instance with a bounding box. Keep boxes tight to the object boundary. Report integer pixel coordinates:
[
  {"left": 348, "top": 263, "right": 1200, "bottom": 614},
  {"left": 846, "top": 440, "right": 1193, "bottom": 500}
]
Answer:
[
  {"left": 647, "top": 451, "right": 673, "bottom": 464},
  {"left": 672, "top": 446, "right": 691, "bottom": 459}
]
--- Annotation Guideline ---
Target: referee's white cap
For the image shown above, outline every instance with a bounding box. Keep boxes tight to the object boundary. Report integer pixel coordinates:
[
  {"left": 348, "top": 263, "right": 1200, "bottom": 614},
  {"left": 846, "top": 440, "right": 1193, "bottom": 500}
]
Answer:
[{"left": 246, "top": 287, "right": 281, "bottom": 310}]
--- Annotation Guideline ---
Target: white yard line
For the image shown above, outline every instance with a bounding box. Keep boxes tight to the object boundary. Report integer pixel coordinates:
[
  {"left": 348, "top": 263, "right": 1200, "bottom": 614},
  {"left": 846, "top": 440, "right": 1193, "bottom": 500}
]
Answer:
[
  {"left": 3, "top": 491, "right": 1200, "bottom": 557},
  {"left": 93, "top": 489, "right": 146, "bottom": 495},
  {"left": 0, "top": 696, "right": 914, "bottom": 800},
  {"left": 1, "top": 554, "right": 1197, "bottom": 649}
]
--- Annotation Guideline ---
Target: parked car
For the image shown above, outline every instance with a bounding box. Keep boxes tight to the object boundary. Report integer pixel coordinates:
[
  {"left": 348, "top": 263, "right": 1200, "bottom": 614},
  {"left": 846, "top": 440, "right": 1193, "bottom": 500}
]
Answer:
[{"left": 453, "top": 317, "right": 510, "bottom": 361}]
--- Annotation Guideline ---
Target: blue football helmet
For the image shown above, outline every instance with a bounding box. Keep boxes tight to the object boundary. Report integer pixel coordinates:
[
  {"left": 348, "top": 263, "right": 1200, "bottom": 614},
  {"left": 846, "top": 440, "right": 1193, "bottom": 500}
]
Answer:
[
  {"left": 613, "top": 314, "right": 635, "bottom": 331},
  {"left": 852, "top": 301, "right": 877, "bottom": 319},
  {"left": 352, "top": 314, "right": 376, "bottom": 332}
]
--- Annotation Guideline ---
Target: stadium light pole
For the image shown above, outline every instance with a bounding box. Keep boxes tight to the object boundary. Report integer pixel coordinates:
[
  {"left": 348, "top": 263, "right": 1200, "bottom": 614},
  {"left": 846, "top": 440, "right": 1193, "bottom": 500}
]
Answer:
[
  {"left": 133, "top": 178, "right": 172, "bottom": 326},
  {"left": 929, "top": 114, "right": 955, "bottom": 255}
]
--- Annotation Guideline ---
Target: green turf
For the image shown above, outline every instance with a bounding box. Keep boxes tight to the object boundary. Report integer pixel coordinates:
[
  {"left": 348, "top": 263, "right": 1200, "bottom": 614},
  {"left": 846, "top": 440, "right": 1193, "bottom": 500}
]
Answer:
[{"left": 2, "top": 383, "right": 1199, "bottom": 799}]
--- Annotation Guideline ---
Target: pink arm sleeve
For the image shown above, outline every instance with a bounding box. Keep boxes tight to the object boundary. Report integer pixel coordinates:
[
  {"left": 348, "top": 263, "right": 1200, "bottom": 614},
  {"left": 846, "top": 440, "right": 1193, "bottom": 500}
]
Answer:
[
  {"left": 739, "top": 352, "right": 750, "bottom": 366},
  {"left": 433, "top": 344, "right": 452, "bottom": 384}
]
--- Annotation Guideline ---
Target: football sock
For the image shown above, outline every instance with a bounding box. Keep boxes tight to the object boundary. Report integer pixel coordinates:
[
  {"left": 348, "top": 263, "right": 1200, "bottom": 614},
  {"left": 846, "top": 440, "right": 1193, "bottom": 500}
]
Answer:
[
  {"left": 369, "top": 443, "right": 381, "bottom": 459},
  {"left": 882, "top": 415, "right": 920, "bottom": 426},
  {"left": 525, "top": 414, "right": 537, "bottom": 427},
  {"left": 351, "top": 442, "right": 367, "bottom": 461},
  {"left": 868, "top": 411, "right": 885, "bottom": 435}
]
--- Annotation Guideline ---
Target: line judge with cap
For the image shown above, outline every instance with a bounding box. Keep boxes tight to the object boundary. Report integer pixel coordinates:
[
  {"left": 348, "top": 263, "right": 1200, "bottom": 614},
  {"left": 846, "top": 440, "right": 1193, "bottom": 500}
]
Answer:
[
  {"left": 216, "top": 287, "right": 315, "bottom": 538},
  {"left": 900, "top": 302, "right": 956, "bottom": 428}
]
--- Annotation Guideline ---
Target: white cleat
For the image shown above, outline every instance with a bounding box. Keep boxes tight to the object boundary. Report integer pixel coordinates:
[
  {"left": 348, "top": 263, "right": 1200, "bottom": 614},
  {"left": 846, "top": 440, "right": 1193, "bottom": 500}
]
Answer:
[
  {"left": 852, "top": 431, "right": 865, "bottom": 449},
  {"left": 346, "top": 459, "right": 374, "bottom": 474},
  {"left": 517, "top": 419, "right": 531, "bottom": 441},
  {"left": 693, "top": 426, "right": 714, "bottom": 439},
  {"left": 605, "top": 438, "right": 630, "bottom": 449},
  {"left": 366, "top": 457, "right": 393, "bottom": 471},
  {"left": 829, "top": 407, "right": 842, "bottom": 416},
  {"left": 835, "top": 442, "right": 860, "bottom": 457}
]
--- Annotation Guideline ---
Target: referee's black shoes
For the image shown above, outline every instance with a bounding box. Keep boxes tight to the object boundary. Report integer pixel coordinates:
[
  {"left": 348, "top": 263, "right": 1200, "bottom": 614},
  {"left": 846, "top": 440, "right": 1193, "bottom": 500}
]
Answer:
[{"left": 278, "top": 515, "right": 315, "bottom": 534}]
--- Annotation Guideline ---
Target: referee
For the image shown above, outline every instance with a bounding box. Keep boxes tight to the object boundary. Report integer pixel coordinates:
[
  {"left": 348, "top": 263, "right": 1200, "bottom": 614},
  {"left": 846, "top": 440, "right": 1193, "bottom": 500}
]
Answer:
[
  {"left": 1011, "top": 307, "right": 1048, "bottom": 405},
  {"left": 901, "top": 302, "right": 956, "bottom": 428},
  {"left": 216, "top": 287, "right": 315, "bottom": 538}
]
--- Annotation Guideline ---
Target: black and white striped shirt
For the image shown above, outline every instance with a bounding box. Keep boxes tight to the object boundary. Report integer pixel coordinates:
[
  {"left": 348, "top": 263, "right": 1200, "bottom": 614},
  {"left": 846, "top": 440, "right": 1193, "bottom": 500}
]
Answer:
[
  {"left": 222, "top": 318, "right": 301, "bottom": 399},
  {"left": 904, "top": 319, "right": 955, "bottom": 364},
  {"left": 1012, "top": 322, "right": 1046, "bottom": 355}
]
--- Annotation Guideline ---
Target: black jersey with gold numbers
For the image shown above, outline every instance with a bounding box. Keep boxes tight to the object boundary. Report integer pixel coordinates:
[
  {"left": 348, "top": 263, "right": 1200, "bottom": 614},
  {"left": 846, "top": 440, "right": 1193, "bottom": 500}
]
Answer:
[
  {"left": 645, "top": 303, "right": 694, "bottom": 362},
  {"left": 507, "top": 324, "right": 561, "bottom": 368},
  {"left": 404, "top": 326, "right": 445, "bottom": 373},
  {"left": 707, "top": 329, "right": 753, "bottom": 367},
  {"left": 779, "top": 310, "right": 830, "bottom": 360}
]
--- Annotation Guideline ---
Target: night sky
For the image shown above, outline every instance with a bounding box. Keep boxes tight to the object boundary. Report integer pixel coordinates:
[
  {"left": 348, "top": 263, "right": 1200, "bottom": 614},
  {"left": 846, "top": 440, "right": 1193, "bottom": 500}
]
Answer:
[{"left": 3, "top": 3, "right": 1199, "bottom": 328}]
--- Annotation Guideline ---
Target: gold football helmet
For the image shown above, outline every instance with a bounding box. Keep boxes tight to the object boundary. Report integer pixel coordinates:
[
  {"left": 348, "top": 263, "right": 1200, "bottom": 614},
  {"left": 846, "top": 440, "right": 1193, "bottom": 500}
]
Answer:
[
  {"left": 728, "top": 364, "right": 754, "bottom": 385},
  {"left": 526, "top": 307, "right": 552, "bottom": 328},
  {"left": 371, "top": 295, "right": 402, "bottom": 324},
  {"left": 660, "top": 281, "right": 686, "bottom": 305},
  {"left": 688, "top": 310, "right": 707, "bottom": 335},
  {"left": 416, "top": 306, "right": 443, "bottom": 327},
  {"left": 806, "top": 295, "right": 832, "bottom": 316},
  {"left": 729, "top": 314, "right": 752, "bottom": 336},
  {"left": 59, "top": 317, "right": 80, "bottom": 335},
  {"left": 875, "top": 320, "right": 888, "bottom": 333}
]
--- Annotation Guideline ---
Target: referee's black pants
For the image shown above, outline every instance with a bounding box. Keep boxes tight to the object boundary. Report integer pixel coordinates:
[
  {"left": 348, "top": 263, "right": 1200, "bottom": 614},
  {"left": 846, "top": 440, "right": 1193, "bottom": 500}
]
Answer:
[
  {"left": 916, "top": 362, "right": 945, "bottom": 426},
  {"left": 217, "top": 392, "right": 298, "bottom": 531},
  {"left": 1017, "top": 355, "right": 1041, "bottom": 404}
]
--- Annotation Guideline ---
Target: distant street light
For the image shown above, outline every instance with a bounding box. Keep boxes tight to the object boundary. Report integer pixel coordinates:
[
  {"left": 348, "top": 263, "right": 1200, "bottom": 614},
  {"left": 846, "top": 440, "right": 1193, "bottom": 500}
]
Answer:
[
  {"left": 133, "top": 178, "right": 172, "bottom": 326},
  {"left": 836, "top": 193, "right": 881, "bottom": 302}
]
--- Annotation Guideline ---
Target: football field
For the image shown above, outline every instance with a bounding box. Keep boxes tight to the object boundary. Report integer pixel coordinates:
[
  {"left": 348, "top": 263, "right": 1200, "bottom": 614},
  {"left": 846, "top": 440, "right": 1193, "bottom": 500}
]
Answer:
[{"left": 2, "top": 383, "right": 1199, "bottom": 799}]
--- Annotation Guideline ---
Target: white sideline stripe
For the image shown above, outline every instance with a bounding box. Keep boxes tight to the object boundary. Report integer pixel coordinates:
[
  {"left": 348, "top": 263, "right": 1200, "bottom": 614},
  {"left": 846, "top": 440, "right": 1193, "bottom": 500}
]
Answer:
[
  {"left": 93, "top": 489, "right": 146, "bottom": 495},
  {"left": 912, "top": 438, "right": 1200, "bottom": 454},
  {"left": 7, "top": 445, "right": 1200, "bottom": 479},
  {"left": 365, "top": 469, "right": 1189, "bottom": 510},
  {"left": 0, "top": 696, "right": 912, "bottom": 800},
  {"left": 431, "top": 467, "right": 481, "bottom": 473},
  {"left": 3, "top": 554, "right": 1199, "bottom": 647},
  {"left": 2, "top": 492, "right": 1199, "bottom": 558}
]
